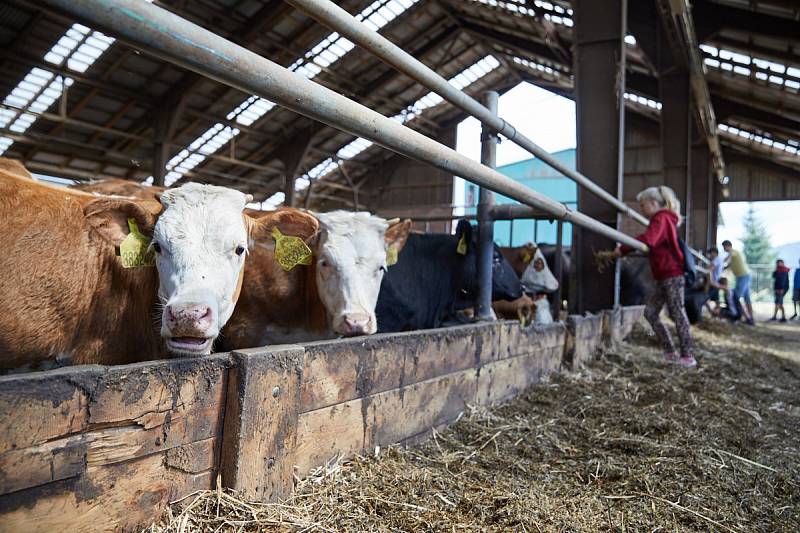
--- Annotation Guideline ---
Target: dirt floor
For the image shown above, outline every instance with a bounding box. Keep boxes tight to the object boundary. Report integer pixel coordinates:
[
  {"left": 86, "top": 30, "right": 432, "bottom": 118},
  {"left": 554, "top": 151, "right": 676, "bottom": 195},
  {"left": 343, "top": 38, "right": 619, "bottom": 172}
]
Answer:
[{"left": 149, "top": 319, "right": 800, "bottom": 532}]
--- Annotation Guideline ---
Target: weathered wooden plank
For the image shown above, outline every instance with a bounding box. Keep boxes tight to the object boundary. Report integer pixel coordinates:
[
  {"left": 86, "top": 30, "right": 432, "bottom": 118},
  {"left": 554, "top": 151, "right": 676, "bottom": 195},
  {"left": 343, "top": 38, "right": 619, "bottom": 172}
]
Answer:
[
  {"left": 0, "top": 354, "right": 231, "bottom": 455},
  {"left": 220, "top": 346, "right": 303, "bottom": 501},
  {"left": 0, "top": 452, "right": 214, "bottom": 533},
  {"left": 295, "top": 324, "right": 566, "bottom": 475},
  {"left": 0, "top": 355, "right": 229, "bottom": 497},
  {"left": 564, "top": 314, "right": 604, "bottom": 369},
  {"left": 300, "top": 322, "right": 515, "bottom": 413},
  {"left": 620, "top": 305, "right": 646, "bottom": 338}
]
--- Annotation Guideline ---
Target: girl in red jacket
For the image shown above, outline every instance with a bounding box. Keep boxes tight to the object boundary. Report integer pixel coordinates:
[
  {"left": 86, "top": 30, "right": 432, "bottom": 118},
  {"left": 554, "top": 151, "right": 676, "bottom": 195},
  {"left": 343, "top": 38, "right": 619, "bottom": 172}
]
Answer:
[{"left": 614, "top": 186, "right": 696, "bottom": 368}]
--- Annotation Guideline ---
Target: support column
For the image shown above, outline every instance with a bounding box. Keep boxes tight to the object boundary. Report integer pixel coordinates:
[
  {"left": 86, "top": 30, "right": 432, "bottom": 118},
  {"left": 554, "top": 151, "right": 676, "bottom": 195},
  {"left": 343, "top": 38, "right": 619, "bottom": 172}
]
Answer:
[
  {"left": 278, "top": 128, "right": 315, "bottom": 207},
  {"left": 572, "top": 0, "right": 627, "bottom": 313},
  {"left": 689, "top": 127, "right": 711, "bottom": 250},
  {"left": 476, "top": 91, "right": 498, "bottom": 320},
  {"left": 658, "top": 27, "right": 692, "bottom": 240}
]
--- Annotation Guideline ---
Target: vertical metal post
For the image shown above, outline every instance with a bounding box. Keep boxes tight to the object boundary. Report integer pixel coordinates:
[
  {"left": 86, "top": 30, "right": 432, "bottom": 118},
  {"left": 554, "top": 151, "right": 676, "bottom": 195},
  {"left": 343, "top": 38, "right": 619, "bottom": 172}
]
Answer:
[
  {"left": 573, "top": 0, "right": 627, "bottom": 313},
  {"left": 476, "top": 91, "right": 498, "bottom": 320},
  {"left": 509, "top": 221, "right": 514, "bottom": 245},
  {"left": 553, "top": 219, "right": 564, "bottom": 319},
  {"left": 533, "top": 220, "right": 539, "bottom": 244}
]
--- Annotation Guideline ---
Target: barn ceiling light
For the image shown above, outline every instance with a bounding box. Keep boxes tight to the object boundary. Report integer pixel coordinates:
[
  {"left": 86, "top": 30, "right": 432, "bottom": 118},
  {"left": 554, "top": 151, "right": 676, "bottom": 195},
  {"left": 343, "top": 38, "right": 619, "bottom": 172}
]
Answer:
[
  {"left": 0, "top": 2, "right": 155, "bottom": 158},
  {"left": 261, "top": 55, "right": 501, "bottom": 209}
]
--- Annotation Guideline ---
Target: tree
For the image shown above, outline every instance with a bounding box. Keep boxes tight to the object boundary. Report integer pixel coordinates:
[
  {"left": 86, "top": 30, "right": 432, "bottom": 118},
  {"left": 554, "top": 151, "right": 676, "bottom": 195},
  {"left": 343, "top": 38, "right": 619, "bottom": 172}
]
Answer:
[{"left": 740, "top": 204, "right": 775, "bottom": 265}]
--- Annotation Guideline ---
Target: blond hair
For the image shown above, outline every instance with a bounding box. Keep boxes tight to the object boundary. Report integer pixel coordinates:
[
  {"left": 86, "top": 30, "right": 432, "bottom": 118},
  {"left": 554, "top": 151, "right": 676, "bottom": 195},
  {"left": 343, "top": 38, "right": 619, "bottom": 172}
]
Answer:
[{"left": 636, "top": 185, "right": 683, "bottom": 225}]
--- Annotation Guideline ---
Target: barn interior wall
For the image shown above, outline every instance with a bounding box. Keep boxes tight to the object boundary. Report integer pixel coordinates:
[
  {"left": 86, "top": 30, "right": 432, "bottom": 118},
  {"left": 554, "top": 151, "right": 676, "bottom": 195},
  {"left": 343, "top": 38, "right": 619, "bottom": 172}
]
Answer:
[
  {"left": 363, "top": 125, "right": 458, "bottom": 233},
  {"left": 724, "top": 154, "right": 800, "bottom": 202}
]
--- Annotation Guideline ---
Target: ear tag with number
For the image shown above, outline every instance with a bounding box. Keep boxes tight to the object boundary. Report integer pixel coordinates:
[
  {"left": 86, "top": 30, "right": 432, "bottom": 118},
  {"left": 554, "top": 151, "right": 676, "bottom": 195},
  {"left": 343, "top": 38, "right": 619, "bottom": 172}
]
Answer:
[
  {"left": 119, "top": 218, "right": 155, "bottom": 268},
  {"left": 386, "top": 246, "right": 399, "bottom": 266},
  {"left": 456, "top": 233, "right": 468, "bottom": 255},
  {"left": 272, "top": 227, "right": 312, "bottom": 271}
]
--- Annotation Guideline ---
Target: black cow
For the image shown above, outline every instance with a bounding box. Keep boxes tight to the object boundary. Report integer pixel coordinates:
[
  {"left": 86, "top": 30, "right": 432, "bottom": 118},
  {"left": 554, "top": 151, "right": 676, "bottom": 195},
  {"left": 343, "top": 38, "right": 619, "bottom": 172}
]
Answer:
[{"left": 376, "top": 220, "right": 522, "bottom": 332}]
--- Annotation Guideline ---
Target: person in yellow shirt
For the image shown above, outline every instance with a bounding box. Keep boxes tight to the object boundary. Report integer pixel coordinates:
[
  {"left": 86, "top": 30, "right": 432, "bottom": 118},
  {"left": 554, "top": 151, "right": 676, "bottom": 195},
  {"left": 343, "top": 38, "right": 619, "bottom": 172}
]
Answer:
[{"left": 722, "top": 240, "right": 754, "bottom": 325}]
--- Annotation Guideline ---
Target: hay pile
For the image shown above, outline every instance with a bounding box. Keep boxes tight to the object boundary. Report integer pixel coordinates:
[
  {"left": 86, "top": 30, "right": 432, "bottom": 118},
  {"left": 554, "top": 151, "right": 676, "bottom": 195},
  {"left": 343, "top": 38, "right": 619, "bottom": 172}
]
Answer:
[{"left": 148, "top": 320, "right": 800, "bottom": 532}]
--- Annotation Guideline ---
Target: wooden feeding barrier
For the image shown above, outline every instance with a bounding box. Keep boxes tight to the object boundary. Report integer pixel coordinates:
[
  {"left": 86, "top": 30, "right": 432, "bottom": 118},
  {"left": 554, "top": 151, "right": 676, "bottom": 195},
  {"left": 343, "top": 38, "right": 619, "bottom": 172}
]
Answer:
[{"left": 0, "top": 306, "right": 644, "bottom": 532}]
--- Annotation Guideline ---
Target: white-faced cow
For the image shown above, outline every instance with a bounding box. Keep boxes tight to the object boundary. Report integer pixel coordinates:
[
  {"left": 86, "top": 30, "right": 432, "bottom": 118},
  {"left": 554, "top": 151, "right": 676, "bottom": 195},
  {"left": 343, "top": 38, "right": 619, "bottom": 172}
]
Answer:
[{"left": 221, "top": 211, "right": 411, "bottom": 349}]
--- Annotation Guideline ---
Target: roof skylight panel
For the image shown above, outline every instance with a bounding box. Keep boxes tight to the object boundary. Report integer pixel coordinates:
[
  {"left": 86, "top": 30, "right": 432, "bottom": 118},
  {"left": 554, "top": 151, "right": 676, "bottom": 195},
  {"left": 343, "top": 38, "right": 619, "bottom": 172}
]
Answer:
[{"left": 162, "top": 0, "right": 419, "bottom": 185}]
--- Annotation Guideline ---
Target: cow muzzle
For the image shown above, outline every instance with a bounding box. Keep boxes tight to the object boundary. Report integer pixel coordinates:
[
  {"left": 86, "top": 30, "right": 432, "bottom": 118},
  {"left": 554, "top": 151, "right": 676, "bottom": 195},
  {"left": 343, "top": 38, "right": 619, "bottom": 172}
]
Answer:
[
  {"left": 335, "top": 312, "right": 375, "bottom": 336},
  {"left": 163, "top": 303, "right": 216, "bottom": 355}
]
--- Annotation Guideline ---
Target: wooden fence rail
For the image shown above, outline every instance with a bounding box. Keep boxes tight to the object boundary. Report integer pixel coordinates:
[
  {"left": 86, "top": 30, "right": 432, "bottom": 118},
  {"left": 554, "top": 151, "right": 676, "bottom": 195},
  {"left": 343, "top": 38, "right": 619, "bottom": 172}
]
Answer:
[{"left": 0, "top": 306, "right": 644, "bottom": 532}]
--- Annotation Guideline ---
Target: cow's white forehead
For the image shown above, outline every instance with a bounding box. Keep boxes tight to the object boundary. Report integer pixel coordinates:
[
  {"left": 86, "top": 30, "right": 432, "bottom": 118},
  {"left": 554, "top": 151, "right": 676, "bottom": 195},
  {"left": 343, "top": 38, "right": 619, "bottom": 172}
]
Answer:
[
  {"left": 316, "top": 211, "right": 388, "bottom": 260},
  {"left": 156, "top": 183, "right": 249, "bottom": 243}
]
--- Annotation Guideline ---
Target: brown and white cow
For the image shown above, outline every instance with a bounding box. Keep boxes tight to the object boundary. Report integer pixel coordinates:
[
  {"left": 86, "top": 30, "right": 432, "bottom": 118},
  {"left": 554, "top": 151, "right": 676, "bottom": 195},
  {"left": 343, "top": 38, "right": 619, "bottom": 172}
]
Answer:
[
  {"left": 0, "top": 168, "right": 316, "bottom": 370},
  {"left": 221, "top": 211, "right": 411, "bottom": 349}
]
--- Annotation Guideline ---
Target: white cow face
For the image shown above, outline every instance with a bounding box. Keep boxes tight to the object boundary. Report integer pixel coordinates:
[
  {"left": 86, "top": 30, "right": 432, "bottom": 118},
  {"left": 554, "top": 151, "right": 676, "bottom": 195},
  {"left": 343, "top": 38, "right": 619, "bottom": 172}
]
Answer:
[
  {"left": 153, "top": 183, "right": 254, "bottom": 355},
  {"left": 314, "top": 212, "right": 411, "bottom": 336}
]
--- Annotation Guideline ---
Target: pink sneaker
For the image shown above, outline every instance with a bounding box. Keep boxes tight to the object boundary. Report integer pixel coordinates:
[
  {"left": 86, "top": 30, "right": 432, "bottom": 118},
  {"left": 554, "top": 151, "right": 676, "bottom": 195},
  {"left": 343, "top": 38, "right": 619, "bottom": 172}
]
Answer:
[
  {"left": 678, "top": 355, "right": 697, "bottom": 368},
  {"left": 663, "top": 352, "right": 679, "bottom": 363}
]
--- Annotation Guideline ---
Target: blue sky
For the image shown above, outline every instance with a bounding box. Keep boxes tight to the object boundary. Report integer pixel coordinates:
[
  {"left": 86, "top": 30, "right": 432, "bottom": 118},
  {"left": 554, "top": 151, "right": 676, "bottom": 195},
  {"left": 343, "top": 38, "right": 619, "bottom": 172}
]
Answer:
[{"left": 454, "top": 81, "right": 797, "bottom": 249}]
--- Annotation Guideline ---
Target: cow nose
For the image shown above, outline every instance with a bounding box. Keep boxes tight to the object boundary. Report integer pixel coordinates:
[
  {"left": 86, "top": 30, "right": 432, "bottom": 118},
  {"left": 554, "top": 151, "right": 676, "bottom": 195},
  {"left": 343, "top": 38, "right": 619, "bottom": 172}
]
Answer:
[
  {"left": 165, "top": 303, "right": 213, "bottom": 335},
  {"left": 341, "top": 313, "right": 371, "bottom": 336}
]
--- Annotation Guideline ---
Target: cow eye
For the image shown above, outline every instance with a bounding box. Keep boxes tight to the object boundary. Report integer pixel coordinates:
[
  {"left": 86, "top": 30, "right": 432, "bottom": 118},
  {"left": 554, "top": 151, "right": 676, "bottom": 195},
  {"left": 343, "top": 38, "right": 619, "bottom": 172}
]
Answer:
[
  {"left": 152, "top": 242, "right": 162, "bottom": 254},
  {"left": 235, "top": 244, "right": 246, "bottom": 256}
]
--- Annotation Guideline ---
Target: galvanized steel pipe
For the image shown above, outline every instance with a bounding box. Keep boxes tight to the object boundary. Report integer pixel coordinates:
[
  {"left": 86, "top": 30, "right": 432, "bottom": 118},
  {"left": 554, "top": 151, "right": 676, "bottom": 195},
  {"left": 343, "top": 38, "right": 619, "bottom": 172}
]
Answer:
[
  {"left": 284, "top": 0, "right": 650, "bottom": 228},
  {"left": 42, "top": 0, "right": 646, "bottom": 251}
]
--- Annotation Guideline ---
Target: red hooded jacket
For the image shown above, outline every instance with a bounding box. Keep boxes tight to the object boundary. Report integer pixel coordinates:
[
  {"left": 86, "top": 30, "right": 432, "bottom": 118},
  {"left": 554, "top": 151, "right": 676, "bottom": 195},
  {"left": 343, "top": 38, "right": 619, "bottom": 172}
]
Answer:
[{"left": 620, "top": 210, "right": 684, "bottom": 281}]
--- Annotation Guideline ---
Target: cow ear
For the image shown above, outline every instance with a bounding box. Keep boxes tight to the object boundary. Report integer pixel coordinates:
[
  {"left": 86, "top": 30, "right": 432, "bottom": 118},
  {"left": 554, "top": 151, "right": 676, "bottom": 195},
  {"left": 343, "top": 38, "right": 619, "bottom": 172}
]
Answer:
[
  {"left": 455, "top": 220, "right": 473, "bottom": 254},
  {"left": 385, "top": 219, "right": 412, "bottom": 251},
  {"left": 249, "top": 208, "right": 320, "bottom": 243},
  {"left": 84, "top": 198, "right": 161, "bottom": 246}
]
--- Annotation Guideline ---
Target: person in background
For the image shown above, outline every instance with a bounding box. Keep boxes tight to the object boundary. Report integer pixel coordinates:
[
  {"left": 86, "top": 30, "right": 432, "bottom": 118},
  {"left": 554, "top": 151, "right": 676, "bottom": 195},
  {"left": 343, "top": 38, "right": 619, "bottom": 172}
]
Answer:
[
  {"left": 704, "top": 247, "right": 724, "bottom": 316},
  {"left": 614, "top": 185, "right": 697, "bottom": 368},
  {"left": 722, "top": 240, "right": 754, "bottom": 325},
  {"left": 713, "top": 277, "right": 741, "bottom": 322},
  {"left": 792, "top": 259, "right": 800, "bottom": 320},
  {"left": 771, "top": 259, "right": 790, "bottom": 322}
]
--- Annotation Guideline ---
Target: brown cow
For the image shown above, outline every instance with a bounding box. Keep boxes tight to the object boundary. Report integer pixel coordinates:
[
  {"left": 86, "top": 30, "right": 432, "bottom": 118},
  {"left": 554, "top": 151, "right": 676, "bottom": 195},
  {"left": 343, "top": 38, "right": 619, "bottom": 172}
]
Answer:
[
  {"left": 0, "top": 158, "right": 33, "bottom": 179},
  {"left": 221, "top": 211, "right": 412, "bottom": 349},
  {"left": 0, "top": 166, "right": 318, "bottom": 370},
  {"left": 72, "top": 177, "right": 164, "bottom": 202},
  {"left": 0, "top": 168, "right": 162, "bottom": 370}
]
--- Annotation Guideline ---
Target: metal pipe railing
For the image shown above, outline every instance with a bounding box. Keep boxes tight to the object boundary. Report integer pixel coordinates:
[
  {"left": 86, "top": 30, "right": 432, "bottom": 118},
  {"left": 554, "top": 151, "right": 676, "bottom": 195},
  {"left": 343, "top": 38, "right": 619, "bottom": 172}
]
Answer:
[
  {"left": 475, "top": 91, "right": 498, "bottom": 320},
  {"left": 284, "top": 0, "right": 650, "bottom": 229},
  {"left": 285, "top": 0, "right": 712, "bottom": 266},
  {"left": 43, "top": 0, "right": 648, "bottom": 252}
]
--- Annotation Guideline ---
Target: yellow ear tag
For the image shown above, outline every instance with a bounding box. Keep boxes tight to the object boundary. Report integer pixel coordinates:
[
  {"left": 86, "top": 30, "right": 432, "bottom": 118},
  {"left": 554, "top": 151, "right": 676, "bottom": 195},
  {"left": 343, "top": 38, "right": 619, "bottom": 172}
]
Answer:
[
  {"left": 456, "top": 233, "right": 468, "bottom": 255},
  {"left": 386, "top": 246, "right": 399, "bottom": 266},
  {"left": 119, "top": 218, "right": 155, "bottom": 268},
  {"left": 272, "top": 227, "right": 312, "bottom": 271},
  {"left": 522, "top": 250, "right": 533, "bottom": 264}
]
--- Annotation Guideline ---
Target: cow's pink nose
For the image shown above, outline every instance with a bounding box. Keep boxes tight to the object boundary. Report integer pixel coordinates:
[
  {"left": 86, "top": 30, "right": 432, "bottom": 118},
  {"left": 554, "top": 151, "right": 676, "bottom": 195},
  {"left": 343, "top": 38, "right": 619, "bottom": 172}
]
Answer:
[
  {"left": 165, "top": 304, "right": 213, "bottom": 335},
  {"left": 340, "top": 313, "right": 371, "bottom": 336}
]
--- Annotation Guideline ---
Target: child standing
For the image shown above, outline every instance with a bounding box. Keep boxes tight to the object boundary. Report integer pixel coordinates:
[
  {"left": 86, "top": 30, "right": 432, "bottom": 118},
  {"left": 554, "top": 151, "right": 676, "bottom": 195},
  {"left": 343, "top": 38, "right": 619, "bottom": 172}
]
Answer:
[
  {"left": 614, "top": 186, "right": 696, "bottom": 368},
  {"left": 772, "top": 259, "right": 790, "bottom": 322}
]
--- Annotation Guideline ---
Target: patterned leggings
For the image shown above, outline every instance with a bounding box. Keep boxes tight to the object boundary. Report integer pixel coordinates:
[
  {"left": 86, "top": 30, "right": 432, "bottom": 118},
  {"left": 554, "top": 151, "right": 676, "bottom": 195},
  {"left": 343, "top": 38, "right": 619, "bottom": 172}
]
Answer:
[{"left": 644, "top": 275, "right": 694, "bottom": 357}]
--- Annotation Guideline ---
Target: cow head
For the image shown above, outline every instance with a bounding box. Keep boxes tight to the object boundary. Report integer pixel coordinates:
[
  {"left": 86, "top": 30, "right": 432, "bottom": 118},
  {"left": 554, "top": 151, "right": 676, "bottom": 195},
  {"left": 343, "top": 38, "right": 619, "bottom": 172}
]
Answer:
[
  {"left": 314, "top": 212, "right": 411, "bottom": 336},
  {"left": 149, "top": 184, "right": 319, "bottom": 356},
  {"left": 455, "top": 220, "right": 523, "bottom": 304}
]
